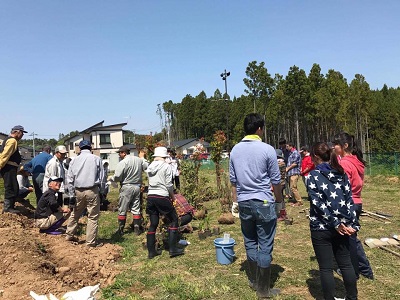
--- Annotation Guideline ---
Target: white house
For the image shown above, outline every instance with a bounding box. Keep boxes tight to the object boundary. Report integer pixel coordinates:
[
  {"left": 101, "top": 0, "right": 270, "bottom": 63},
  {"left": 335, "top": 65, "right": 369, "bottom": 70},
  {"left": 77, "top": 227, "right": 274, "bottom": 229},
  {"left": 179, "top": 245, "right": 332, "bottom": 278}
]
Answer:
[
  {"left": 171, "top": 138, "right": 211, "bottom": 155},
  {"left": 64, "top": 121, "right": 136, "bottom": 165}
]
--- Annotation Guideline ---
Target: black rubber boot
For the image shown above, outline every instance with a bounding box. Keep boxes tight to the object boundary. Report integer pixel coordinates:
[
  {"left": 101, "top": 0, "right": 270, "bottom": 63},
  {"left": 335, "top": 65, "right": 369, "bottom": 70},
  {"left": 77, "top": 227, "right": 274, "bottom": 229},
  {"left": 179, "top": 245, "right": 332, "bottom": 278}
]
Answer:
[
  {"left": 256, "top": 266, "right": 280, "bottom": 299},
  {"left": 168, "top": 228, "right": 184, "bottom": 258},
  {"left": 133, "top": 218, "right": 143, "bottom": 236},
  {"left": 248, "top": 260, "right": 258, "bottom": 291},
  {"left": 16, "top": 198, "right": 35, "bottom": 210},
  {"left": 147, "top": 233, "right": 162, "bottom": 259},
  {"left": 2, "top": 199, "right": 21, "bottom": 214},
  {"left": 117, "top": 219, "right": 126, "bottom": 236}
]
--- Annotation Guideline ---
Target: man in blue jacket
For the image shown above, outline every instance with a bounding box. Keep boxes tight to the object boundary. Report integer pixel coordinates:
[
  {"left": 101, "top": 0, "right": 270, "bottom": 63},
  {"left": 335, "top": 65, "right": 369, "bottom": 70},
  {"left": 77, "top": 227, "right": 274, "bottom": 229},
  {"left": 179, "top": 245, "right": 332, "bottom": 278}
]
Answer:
[{"left": 24, "top": 145, "right": 52, "bottom": 203}]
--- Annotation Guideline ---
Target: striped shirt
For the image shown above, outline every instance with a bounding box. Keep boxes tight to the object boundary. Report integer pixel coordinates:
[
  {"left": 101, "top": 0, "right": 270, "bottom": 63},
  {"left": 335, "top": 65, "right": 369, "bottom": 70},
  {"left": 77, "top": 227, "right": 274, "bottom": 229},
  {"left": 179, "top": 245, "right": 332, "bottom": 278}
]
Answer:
[{"left": 287, "top": 149, "right": 301, "bottom": 176}]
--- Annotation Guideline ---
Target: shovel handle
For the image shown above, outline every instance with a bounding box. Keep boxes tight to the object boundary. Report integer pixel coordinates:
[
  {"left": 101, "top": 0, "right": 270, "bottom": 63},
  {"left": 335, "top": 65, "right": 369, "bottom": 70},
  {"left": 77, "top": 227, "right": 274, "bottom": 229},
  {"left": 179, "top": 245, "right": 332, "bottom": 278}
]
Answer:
[
  {"left": 380, "top": 246, "right": 400, "bottom": 258},
  {"left": 363, "top": 210, "right": 391, "bottom": 221}
]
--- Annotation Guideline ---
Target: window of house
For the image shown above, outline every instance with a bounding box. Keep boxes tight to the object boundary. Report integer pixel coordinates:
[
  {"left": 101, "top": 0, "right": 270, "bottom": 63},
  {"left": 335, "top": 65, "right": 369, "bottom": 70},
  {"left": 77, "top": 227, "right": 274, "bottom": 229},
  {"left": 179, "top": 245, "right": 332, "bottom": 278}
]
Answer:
[
  {"left": 70, "top": 142, "right": 74, "bottom": 149},
  {"left": 100, "top": 134, "right": 111, "bottom": 144},
  {"left": 100, "top": 153, "right": 108, "bottom": 160}
]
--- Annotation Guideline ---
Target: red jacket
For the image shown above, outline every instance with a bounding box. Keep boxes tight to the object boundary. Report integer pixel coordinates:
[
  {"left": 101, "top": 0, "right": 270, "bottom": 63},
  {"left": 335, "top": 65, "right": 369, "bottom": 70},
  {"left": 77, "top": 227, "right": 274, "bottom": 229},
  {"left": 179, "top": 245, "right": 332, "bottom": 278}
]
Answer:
[
  {"left": 340, "top": 155, "right": 364, "bottom": 204},
  {"left": 300, "top": 154, "right": 315, "bottom": 176}
]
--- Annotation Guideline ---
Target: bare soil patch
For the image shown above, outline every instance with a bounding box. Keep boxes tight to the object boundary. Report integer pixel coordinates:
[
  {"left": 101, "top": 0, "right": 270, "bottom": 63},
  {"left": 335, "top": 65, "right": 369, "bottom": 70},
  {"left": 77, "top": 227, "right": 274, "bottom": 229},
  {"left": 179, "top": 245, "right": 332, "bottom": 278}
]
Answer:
[{"left": 0, "top": 203, "right": 123, "bottom": 300}]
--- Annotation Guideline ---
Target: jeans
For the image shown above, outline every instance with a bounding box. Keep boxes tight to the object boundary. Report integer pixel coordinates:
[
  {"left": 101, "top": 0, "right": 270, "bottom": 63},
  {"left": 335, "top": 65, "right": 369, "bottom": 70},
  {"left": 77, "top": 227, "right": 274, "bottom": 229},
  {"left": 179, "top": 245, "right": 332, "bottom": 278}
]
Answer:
[
  {"left": 311, "top": 230, "right": 358, "bottom": 300},
  {"left": 239, "top": 199, "right": 277, "bottom": 268},
  {"left": 32, "top": 173, "right": 44, "bottom": 203},
  {"left": 350, "top": 204, "right": 374, "bottom": 278}
]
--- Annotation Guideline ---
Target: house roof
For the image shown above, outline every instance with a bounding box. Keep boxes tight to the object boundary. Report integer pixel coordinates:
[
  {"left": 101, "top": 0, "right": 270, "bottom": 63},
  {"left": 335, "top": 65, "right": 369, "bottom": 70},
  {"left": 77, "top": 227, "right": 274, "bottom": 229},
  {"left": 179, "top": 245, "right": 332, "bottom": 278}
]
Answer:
[
  {"left": 80, "top": 121, "right": 105, "bottom": 134},
  {"left": 172, "top": 138, "right": 210, "bottom": 148},
  {"left": 64, "top": 121, "right": 127, "bottom": 141},
  {"left": 91, "top": 123, "right": 127, "bottom": 131}
]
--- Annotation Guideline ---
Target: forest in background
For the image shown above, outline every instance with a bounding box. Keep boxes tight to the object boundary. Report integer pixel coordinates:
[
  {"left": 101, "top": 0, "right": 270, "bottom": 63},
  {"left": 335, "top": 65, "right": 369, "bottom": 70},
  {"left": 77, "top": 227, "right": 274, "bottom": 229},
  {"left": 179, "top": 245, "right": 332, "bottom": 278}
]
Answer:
[
  {"left": 19, "top": 61, "right": 400, "bottom": 153},
  {"left": 161, "top": 61, "right": 400, "bottom": 152}
]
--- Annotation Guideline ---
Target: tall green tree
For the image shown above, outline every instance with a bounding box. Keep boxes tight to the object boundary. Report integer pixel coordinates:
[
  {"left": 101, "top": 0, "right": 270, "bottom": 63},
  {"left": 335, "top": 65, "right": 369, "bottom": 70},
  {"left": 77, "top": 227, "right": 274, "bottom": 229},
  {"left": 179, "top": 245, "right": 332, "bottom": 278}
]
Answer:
[
  {"left": 314, "top": 69, "right": 348, "bottom": 141},
  {"left": 243, "top": 61, "right": 274, "bottom": 117},
  {"left": 347, "top": 74, "right": 372, "bottom": 152},
  {"left": 284, "top": 65, "right": 310, "bottom": 148}
]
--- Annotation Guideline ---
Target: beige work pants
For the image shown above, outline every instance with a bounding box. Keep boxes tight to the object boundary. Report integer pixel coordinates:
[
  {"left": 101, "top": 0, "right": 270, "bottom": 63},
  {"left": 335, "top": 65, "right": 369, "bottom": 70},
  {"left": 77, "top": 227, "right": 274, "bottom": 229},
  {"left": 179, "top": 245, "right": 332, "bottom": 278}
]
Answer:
[
  {"left": 66, "top": 186, "right": 100, "bottom": 245},
  {"left": 289, "top": 175, "right": 302, "bottom": 202}
]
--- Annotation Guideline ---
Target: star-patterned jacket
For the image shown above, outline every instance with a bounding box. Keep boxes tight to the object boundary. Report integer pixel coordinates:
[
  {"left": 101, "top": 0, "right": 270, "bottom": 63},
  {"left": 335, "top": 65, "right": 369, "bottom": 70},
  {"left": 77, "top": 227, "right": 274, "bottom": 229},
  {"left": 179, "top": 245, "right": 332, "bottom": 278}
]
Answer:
[{"left": 306, "top": 162, "right": 360, "bottom": 232}]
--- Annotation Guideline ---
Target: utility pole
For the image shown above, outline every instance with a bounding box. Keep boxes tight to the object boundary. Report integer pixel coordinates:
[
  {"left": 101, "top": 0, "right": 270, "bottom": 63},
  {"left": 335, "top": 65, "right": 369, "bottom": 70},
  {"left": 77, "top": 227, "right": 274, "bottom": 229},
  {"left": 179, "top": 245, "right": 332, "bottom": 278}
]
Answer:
[
  {"left": 220, "top": 69, "right": 231, "bottom": 151},
  {"left": 156, "top": 104, "right": 165, "bottom": 141},
  {"left": 29, "top": 132, "right": 36, "bottom": 157}
]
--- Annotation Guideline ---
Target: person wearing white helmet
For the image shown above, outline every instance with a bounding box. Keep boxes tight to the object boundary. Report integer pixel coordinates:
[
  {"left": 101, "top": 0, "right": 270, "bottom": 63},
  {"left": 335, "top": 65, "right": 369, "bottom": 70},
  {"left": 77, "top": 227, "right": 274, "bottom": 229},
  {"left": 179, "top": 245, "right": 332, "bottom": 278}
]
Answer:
[{"left": 145, "top": 146, "right": 184, "bottom": 259}]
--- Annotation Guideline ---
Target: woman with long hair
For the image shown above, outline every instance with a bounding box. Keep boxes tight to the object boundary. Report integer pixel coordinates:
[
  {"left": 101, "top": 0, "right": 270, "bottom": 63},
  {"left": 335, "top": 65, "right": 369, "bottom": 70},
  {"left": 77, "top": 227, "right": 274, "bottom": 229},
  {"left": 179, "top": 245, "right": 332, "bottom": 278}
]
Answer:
[
  {"left": 307, "top": 142, "right": 359, "bottom": 300},
  {"left": 333, "top": 132, "right": 374, "bottom": 280}
]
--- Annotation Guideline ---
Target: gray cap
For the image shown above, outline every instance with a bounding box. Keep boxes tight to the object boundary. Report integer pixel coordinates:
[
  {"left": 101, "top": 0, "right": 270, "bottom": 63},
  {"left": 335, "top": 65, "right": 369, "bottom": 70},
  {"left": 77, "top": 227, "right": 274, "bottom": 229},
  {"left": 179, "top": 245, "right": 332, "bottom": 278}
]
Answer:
[
  {"left": 116, "top": 145, "right": 130, "bottom": 154},
  {"left": 12, "top": 125, "right": 27, "bottom": 133},
  {"left": 275, "top": 148, "right": 284, "bottom": 159}
]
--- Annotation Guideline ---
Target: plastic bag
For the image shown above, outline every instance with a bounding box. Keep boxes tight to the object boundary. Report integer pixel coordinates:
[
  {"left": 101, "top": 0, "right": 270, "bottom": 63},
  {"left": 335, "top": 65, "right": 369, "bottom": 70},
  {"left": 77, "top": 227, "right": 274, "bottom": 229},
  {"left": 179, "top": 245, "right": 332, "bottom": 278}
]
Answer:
[{"left": 30, "top": 284, "right": 100, "bottom": 300}]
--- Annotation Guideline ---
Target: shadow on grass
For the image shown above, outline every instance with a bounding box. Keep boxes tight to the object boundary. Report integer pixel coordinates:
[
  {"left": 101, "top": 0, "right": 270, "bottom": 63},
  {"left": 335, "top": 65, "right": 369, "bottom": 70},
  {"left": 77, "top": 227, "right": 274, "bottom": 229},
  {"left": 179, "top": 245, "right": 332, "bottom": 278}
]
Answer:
[
  {"left": 107, "top": 230, "right": 125, "bottom": 243},
  {"left": 306, "top": 269, "right": 349, "bottom": 300},
  {"left": 239, "top": 260, "right": 284, "bottom": 288}
]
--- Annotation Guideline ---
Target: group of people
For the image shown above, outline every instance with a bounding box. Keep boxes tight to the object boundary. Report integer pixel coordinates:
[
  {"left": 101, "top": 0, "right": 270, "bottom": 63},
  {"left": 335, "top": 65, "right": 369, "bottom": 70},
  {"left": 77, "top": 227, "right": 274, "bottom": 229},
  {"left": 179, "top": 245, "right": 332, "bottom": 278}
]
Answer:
[
  {"left": 229, "top": 113, "right": 372, "bottom": 300},
  {"left": 0, "top": 129, "right": 105, "bottom": 247},
  {"left": 2, "top": 119, "right": 373, "bottom": 297},
  {"left": 108, "top": 144, "right": 187, "bottom": 258},
  {"left": 1, "top": 125, "right": 189, "bottom": 254}
]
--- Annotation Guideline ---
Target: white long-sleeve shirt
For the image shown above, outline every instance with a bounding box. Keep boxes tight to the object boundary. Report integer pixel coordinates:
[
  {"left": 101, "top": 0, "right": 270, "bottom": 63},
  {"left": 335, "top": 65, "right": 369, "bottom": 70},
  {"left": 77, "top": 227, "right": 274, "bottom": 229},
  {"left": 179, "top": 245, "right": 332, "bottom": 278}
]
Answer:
[{"left": 43, "top": 155, "right": 66, "bottom": 193}]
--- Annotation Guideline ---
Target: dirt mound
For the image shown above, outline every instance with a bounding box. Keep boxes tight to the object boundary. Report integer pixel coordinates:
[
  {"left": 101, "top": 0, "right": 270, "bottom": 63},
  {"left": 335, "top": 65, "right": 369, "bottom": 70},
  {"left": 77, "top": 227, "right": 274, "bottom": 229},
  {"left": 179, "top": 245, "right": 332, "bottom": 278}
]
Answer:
[{"left": 0, "top": 205, "right": 123, "bottom": 300}]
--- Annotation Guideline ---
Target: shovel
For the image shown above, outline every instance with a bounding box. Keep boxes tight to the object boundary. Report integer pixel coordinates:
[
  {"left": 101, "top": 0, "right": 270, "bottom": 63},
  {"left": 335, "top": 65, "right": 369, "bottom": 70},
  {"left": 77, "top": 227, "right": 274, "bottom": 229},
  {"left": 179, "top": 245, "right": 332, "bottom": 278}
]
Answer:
[
  {"left": 362, "top": 210, "right": 391, "bottom": 223},
  {"left": 364, "top": 238, "right": 400, "bottom": 258},
  {"left": 392, "top": 234, "right": 400, "bottom": 242},
  {"left": 380, "top": 238, "right": 400, "bottom": 250}
]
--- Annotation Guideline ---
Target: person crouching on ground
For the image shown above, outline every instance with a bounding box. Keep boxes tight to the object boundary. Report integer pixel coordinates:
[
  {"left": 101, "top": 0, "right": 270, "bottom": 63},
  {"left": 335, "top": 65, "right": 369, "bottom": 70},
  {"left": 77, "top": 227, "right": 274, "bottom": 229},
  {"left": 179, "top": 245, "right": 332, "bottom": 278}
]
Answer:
[
  {"left": 16, "top": 166, "right": 35, "bottom": 209},
  {"left": 307, "top": 142, "right": 358, "bottom": 300},
  {"left": 145, "top": 146, "right": 184, "bottom": 259},
  {"left": 35, "top": 176, "right": 71, "bottom": 234}
]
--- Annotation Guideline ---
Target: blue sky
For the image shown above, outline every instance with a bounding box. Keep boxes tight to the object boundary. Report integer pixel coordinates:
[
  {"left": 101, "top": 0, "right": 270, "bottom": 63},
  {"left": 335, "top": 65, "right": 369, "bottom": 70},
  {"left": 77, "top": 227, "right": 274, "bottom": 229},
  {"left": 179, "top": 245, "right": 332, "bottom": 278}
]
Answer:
[{"left": 1, "top": 1, "right": 399, "bottom": 139}]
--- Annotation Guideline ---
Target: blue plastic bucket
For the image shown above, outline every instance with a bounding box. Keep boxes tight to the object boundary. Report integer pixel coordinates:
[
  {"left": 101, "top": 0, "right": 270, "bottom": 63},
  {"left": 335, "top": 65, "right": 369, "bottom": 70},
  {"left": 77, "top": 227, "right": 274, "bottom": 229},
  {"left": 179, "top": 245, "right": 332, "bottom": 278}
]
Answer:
[{"left": 214, "top": 238, "right": 236, "bottom": 265}]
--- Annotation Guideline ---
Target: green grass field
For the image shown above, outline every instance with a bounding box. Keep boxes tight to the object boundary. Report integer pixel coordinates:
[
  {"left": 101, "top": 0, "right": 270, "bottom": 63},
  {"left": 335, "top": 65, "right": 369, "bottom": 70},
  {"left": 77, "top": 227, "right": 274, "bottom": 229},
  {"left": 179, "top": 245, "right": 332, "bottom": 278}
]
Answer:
[
  {"left": 97, "top": 173, "right": 400, "bottom": 300},
  {"left": 2, "top": 173, "right": 400, "bottom": 299}
]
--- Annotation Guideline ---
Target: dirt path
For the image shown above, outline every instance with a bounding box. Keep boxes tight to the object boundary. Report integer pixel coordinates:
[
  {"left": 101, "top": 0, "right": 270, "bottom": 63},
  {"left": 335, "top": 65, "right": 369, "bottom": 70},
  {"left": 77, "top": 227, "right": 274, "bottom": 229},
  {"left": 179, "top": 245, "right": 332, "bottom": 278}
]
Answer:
[{"left": 0, "top": 205, "right": 122, "bottom": 300}]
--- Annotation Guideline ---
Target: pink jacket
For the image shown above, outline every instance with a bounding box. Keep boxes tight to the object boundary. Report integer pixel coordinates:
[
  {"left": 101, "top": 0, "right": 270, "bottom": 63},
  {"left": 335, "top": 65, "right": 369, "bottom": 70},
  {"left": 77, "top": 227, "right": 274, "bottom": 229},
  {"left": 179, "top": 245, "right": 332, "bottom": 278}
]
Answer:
[{"left": 340, "top": 155, "right": 364, "bottom": 204}]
